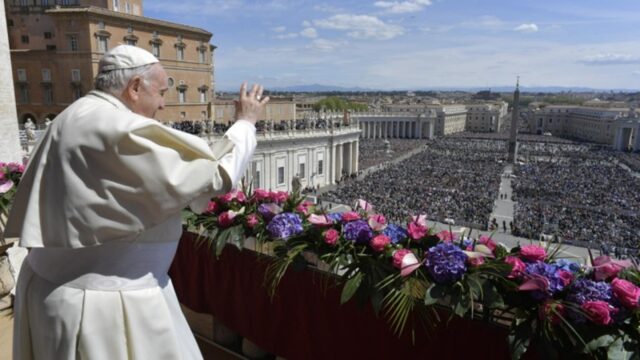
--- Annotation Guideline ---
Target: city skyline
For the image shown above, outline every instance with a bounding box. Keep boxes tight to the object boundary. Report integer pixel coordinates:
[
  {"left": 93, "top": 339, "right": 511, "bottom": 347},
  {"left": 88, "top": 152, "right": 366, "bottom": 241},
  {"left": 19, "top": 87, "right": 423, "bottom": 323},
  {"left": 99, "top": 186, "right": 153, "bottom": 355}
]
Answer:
[{"left": 145, "top": 0, "right": 640, "bottom": 91}]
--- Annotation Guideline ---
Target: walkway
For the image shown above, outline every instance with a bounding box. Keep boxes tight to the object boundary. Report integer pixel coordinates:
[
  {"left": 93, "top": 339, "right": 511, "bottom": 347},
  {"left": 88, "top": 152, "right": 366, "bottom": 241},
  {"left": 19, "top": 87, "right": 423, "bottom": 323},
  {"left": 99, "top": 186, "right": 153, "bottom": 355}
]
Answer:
[{"left": 489, "top": 164, "right": 515, "bottom": 234}]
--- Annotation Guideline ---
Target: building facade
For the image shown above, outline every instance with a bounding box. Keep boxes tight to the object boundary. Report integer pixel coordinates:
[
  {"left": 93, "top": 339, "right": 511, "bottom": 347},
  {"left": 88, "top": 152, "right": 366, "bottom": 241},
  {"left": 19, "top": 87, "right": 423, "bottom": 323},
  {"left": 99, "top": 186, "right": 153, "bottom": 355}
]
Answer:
[
  {"left": 214, "top": 97, "right": 296, "bottom": 125},
  {"left": 6, "top": 0, "right": 214, "bottom": 125},
  {"left": 465, "top": 102, "right": 508, "bottom": 133}
]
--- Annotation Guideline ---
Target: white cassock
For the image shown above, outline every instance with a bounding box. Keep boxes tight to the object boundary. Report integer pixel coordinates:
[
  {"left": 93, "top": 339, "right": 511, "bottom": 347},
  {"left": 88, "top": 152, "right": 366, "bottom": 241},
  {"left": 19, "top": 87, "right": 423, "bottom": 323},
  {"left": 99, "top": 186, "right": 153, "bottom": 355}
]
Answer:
[{"left": 5, "top": 90, "right": 256, "bottom": 359}]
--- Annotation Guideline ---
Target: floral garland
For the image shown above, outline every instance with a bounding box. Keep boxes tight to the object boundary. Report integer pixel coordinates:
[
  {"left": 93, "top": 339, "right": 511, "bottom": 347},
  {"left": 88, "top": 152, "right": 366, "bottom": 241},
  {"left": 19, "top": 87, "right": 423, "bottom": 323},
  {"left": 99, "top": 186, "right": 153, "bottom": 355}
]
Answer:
[{"left": 188, "top": 188, "right": 640, "bottom": 358}]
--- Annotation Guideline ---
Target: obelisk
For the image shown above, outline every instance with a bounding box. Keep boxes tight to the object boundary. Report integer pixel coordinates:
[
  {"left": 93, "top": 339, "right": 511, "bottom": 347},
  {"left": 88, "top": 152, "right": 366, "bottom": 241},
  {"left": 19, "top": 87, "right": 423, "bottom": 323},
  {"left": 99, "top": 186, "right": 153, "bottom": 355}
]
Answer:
[
  {"left": 0, "top": 4, "right": 22, "bottom": 163},
  {"left": 507, "top": 78, "right": 519, "bottom": 163}
]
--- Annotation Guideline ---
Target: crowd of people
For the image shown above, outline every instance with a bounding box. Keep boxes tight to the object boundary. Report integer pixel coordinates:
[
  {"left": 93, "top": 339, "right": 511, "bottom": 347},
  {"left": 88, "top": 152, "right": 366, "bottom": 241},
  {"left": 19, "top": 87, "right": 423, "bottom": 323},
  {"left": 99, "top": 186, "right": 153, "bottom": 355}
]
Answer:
[
  {"left": 357, "top": 139, "right": 426, "bottom": 170},
  {"left": 322, "top": 138, "right": 504, "bottom": 227}
]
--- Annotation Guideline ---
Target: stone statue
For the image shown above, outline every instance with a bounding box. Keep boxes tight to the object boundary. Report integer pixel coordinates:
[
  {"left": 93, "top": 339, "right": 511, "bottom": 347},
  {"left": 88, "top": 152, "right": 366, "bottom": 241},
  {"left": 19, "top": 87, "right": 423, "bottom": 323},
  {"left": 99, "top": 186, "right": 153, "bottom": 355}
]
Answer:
[
  {"left": 24, "top": 118, "right": 36, "bottom": 141},
  {"left": 44, "top": 118, "right": 52, "bottom": 128},
  {"left": 291, "top": 174, "right": 301, "bottom": 194},
  {"left": 383, "top": 139, "right": 392, "bottom": 154}
]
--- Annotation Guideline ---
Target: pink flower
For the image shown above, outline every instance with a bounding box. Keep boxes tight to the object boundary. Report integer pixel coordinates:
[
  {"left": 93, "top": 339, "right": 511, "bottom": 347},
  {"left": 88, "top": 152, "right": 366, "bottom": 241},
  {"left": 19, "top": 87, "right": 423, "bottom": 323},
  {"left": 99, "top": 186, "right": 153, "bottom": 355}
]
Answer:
[
  {"left": 323, "top": 228, "right": 339, "bottom": 246},
  {"left": 296, "top": 201, "right": 313, "bottom": 215},
  {"left": 370, "top": 234, "right": 390, "bottom": 252},
  {"left": 220, "top": 190, "right": 247, "bottom": 204},
  {"left": 407, "top": 222, "right": 428, "bottom": 241},
  {"left": 611, "top": 278, "right": 640, "bottom": 309},
  {"left": 0, "top": 180, "right": 14, "bottom": 194},
  {"left": 520, "top": 244, "right": 547, "bottom": 262},
  {"left": 436, "top": 230, "right": 457, "bottom": 242},
  {"left": 478, "top": 235, "right": 497, "bottom": 252},
  {"left": 356, "top": 199, "right": 375, "bottom": 214},
  {"left": 246, "top": 213, "right": 259, "bottom": 229},
  {"left": 253, "top": 189, "right": 271, "bottom": 201},
  {"left": 410, "top": 214, "right": 428, "bottom": 227},
  {"left": 367, "top": 214, "right": 387, "bottom": 231},
  {"left": 519, "top": 275, "right": 549, "bottom": 293},
  {"left": 341, "top": 211, "right": 361, "bottom": 222},
  {"left": 557, "top": 270, "right": 574, "bottom": 287},
  {"left": 0, "top": 170, "right": 5, "bottom": 181},
  {"left": 581, "top": 301, "right": 613, "bottom": 325},
  {"left": 206, "top": 201, "right": 219, "bottom": 214},
  {"left": 505, "top": 256, "right": 526, "bottom": 279},
  {"left": 7, "top": 162, "right": 24, "bottom": 173},
  {"left": 217, "top": 211, "right": 237, "bottom": 228},
  {"left": 593, "top": 256, "right": 633, "bottom": 281},
  {"left": 392, "top": 249, "right": 421, "bottom": 276},
  {"left": 273, "top": 191, "right": 289, "bottom": 204},
  {"left": 538, "top": 301, "right": 565, "bottom": 325},
  {"left": 308, "top": 214, "right": 332, "bottom": 226},
  {"left": 468, "top": 256, "right": 484, "bottom": 267}
]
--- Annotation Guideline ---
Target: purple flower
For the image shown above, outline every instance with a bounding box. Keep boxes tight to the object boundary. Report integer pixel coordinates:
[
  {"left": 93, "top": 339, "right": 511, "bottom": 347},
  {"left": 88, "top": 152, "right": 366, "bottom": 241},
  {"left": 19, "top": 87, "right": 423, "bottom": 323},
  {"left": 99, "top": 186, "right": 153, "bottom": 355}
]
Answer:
[
  {"left": 424, "top": 243, "right": 468, "bottom": 284},
  {"left": 326, "top": 213, "right": 343, "bottom": 224},
  {"left": 382, "top": 224, "right": 408, "bottom": 244},
  {"left": 258, "top": 203, "right": 282, "bottom": 222},
  {"left": 343, "top": 220, "right": 373, "bottom": 244},
  {"left": 524, "top": 262, "right": 568, "bottom": 300},
  {"left": 567, "top": 279, "right": 612, "bottom": 305},
  {"left": 555, "top": 259, "right": 581, "bottom": 273},
  {"left": 266, "top": 213, "right": 303, "bottom": 239}
]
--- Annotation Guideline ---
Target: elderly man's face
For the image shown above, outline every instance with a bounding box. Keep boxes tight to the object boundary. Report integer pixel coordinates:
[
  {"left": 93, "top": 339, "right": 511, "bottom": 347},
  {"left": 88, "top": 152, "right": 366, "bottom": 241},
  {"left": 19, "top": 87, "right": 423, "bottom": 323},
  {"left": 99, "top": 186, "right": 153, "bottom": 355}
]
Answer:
[{"left": 132, "top": 63, "right": 168, "bottom": 119}]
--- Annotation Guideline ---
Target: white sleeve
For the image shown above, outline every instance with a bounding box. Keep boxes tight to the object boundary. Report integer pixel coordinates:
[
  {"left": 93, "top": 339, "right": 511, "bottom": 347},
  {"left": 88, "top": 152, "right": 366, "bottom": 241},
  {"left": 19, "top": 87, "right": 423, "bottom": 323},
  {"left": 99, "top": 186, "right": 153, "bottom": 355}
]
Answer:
[{"left": 218, "top": 119, "right": 257, "bottom": 187}]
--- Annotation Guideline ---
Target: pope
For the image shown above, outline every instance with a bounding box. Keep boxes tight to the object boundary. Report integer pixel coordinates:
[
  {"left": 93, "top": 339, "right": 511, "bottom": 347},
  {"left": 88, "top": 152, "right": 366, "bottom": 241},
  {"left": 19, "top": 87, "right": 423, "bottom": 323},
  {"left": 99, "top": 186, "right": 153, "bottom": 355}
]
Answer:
[{"left": 5, "top": 45, "right": 269, "bottom": 359}]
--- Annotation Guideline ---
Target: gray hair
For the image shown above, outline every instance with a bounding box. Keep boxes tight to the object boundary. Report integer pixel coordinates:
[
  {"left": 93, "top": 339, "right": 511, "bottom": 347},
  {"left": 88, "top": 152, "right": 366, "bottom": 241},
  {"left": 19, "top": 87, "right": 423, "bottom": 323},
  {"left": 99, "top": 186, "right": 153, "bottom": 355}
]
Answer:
[{"left": 94, "top": 64, "right": 155, "bottom": 95}]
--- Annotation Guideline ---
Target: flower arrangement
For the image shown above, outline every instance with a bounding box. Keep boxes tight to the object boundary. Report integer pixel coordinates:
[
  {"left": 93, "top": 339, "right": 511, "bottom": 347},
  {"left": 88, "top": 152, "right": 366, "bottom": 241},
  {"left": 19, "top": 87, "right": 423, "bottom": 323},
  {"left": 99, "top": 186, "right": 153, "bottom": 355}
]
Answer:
[{"left": 185, "top": 189, "right": 640, "bottom": 359}]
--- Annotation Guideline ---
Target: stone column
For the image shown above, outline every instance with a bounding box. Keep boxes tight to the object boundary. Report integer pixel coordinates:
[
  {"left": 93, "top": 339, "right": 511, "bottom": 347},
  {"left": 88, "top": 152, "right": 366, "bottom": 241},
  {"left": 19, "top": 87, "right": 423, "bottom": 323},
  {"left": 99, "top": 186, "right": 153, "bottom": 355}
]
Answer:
[
  {"left": 336, "top": 144, "right": 343, "bottom": 181},
  {"left": 343, "top": 143, "right": 351, "bottom": 175},
  {"left": 634, "top": 126, "right": 640, "bottom": 151},
  {"left": 331, "top": 144, "right": 337, "bottom": 184},
  {"left": 352, "top": 141, "right": 359, "bottom": 173},
  {"left": 0, "top": 4, "right": 22, "bottom": 163}
]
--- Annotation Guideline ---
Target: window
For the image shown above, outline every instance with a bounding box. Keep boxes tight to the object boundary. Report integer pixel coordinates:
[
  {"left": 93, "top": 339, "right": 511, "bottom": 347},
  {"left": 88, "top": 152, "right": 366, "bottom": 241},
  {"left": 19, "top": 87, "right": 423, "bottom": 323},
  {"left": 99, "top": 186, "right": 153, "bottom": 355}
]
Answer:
[
  {"left": 98, "top": 21, "right": 105, "bottom": 30},
  {"left": 277, "top": 167, "right": 285, "bottom": 185},
  {"left": 201, "top": 111, "right": 207, "bottom": 119},
  {"left": 125, "top": 1, "right": 130, "bottom": 13},
  {"left": 178, "top": 89, "right": 186, "bottom": 103},
  {"left": 127, "top": 25, "right": 133, "bottom": 33},
  {"left": 113, "top": 0, "right": 119, "bottom": 11},
  {"left": 252, "top": 162, "right": 261, "bottom": 188},
  {"left": 198, "top": 48, "right": 206, "bottom": 63},
  {"left": 177, "top": 47, "right": 184, "bottom": 61},
  {"left": 43, "top": 85, "right": 53, "bottom": 105},
  {"left": 125, "top": 38, "right": 136, "bottom": 46},
  {"left": 41, "top": 69, "right": 51, "bottom": 82},
  {"left": 317, "top": 160, "right": 323, "bottom": 175},
  {"left": 167, "top": 77, "right": 174, "bottom": 87},
  {"left": 18, "top": 85, "right": 29, "bottom": 104},
  {"left": 199, "top": 89, "right": 206, "bottom": 103},
  {"left": 69, "top": 35, "right": 78, "bottom": 51},
  {"left": 71, "top": 69, "right": 81, "bottom": 81},
  {"left": 17, "top": 69, "right": 27, "bottom": 82},
  {"left": 44, "top": 32, "right": 52, "bottom": 39},
  {"left": 21, "top": 35, "right": 29, "bottom": 44},
  {"left": 72, "top": 85, "right": 82, "bottom": 100},
  {"left": 299, "top": 163, "right": 305, "bottom": 178},
  {"left": 180, "top": 112, "right": 186, "bottom": 120},
  {"left": 151, "top": 43, "right": 160, "bottom": 57},
  {"left": 98, "top": 36, "right": 108, "bottom": 52}
]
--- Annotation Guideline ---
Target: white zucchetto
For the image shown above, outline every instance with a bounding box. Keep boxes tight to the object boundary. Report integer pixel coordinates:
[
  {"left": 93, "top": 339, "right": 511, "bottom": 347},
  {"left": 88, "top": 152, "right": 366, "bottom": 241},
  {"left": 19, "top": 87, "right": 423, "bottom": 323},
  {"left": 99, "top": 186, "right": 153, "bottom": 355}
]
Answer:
[{"left": 98, "top": 44, "right": 159, "bottom": 72}]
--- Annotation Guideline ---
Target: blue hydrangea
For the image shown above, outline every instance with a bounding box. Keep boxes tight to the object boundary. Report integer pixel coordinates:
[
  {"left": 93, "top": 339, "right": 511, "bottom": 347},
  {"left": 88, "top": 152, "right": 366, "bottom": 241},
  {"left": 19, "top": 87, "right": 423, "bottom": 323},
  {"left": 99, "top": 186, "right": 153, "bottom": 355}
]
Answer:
[
  {"left": 524, "top": 262, "right": 568, "bottom": 300},
  {"left": 382, "top": 224, "right": 408, "bottom": 244},
  {"left": 555, "top": 259, "right": 581, "bottom": 273},
  {"left": 342, "top": 220, "right": 373, "bottom": 244},
  {"left": 566, "top": 279, "right": 612, "bottom": 305},
  {"left": 266, "top": 213, "right": 303, "bottom": 239},
  {"left": 326, "top": 213, "right": 343, "bottom": 224},
  {"left": 424, "top": 243, "right": 468, "bottom": 284}
]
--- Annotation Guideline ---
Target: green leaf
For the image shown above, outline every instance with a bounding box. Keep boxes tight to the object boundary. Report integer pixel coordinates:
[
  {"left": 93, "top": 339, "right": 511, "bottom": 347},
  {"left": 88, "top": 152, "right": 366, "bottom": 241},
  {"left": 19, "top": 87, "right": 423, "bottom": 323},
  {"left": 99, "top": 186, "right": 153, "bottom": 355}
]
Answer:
[
  {"left": 215, "top": 228, "right": 231, "bottom": 256},
  {"left": 607, "top": 337, "right": 632, "bottom": 360},
  {"left": 370, "top": 290, "right": 384, "bottom": 316},
  {"left": 585, "top": 334, "right": 615, "bottom": 352},
  {"left": 424, "top": 283, "right": 447, "bottom": 306},
  {"left": 481, "top": 280, "right": 504, "bottom": 309},
  {"left": 340, "top": 272, "right": 364, "bottom": 305},
  {"left": 508, "top": 318, "right": 534, "bottom": 360}
]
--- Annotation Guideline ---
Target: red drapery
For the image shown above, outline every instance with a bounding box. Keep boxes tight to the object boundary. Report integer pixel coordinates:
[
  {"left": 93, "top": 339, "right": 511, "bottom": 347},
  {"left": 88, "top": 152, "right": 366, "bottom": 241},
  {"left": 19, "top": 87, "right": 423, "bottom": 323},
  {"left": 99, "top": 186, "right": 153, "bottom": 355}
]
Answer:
[{"left": 170, "top": 232, "right": 536, "bottom": 359}]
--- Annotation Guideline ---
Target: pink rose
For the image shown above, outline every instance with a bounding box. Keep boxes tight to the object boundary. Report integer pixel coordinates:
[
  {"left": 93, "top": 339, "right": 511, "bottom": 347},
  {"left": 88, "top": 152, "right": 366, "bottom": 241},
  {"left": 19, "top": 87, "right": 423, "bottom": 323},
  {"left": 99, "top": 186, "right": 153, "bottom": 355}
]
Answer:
[
  {"left": 323, "top": 228, "right": 340, "bottom": 246},
  {"left": 296, "top": 201, "right": 313, "bottom": 215},
  {"left": 410, "top": 214, "right": 428, "bottom": 227},
  {"left": 407, "top": 222, "right": 428, "bottom": 241},
  {"left": 368, "top": 214, "right": 387, "bottom": 231},
  {"left": 581, "top": 301, "right": 613, "bottom": 325},
  {"left": 273, "top": 191, "right": 289, "bottom": 204},
  {"left": 217, "top": 211, "right": 236, "bottom": 228},
  {"left": 468, "top": 256, "right": 484, "bottom": 267},
  {"left": 0, "top": 170, "right": 5, "bottom": 181},
  {"left": 246, "top": 213, "right": 259, "bottom": 229},
  {"left": 520, "top": 245, "right": 547, "bottom": 262},
  {"left": 308, "top": 214, "right": 332, "bottom": 226},
  {"left": 505, "top": 256, "right": 526, "bottom": 279},
  {"left": 206, "top": 201, "right": 219, "bottom": 214},
  {"left": 220, "top": 190, "right": 247, "bottom": 204},
  {"left": 253, "top": 189, "right": 271, "bottom": 201},
  {"left": 478, "top": 235, "right": 497, "bottom": 252},
  {"left": 611, "top": 278, "right": 640, "bottom": 309},
  {"left": 593, "top": 256, "right": 633, "bottom": 281},
  {"left": 557, "top": 270, "right": 574, "bottom": 287},
  {"left": 436, "top": 230, "right": 457, "bottom": 242},
  {"left": 7, "top": 162, "right": 24, "bottom": 173},
  {"left": 341, "top": 211, "right": 361, "bottom": 222},
  {"left": 370, "top": 234, "right": 390, "bottom": 252},
  {"left": 538, "top": 301, "right": 565, "bottom": 325}
]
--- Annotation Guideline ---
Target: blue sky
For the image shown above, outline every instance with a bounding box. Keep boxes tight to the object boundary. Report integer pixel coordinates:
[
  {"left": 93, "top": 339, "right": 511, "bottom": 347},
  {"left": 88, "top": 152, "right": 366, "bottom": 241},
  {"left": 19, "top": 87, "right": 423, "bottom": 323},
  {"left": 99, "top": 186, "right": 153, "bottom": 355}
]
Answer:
[{"left": 145, "top": 0, "right": 640, "bottom": 91}]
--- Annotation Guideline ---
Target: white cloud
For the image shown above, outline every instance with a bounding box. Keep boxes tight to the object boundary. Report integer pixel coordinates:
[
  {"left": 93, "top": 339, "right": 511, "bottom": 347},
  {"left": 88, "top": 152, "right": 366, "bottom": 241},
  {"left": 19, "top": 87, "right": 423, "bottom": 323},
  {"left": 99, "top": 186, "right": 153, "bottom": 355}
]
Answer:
[
  {"left": 302, "top": 20, "right": 311, "bottom": 27},
  {"left": 313, "top": 3, "right": 342, "bottom": 13},
  {"left": 580, "top": 53, "right": 640, "bottom": 65},
  {"left": 314, "top": 14, "right": 404, "bottom": 40},
  {"left": 374, "top": 0, "right": 431, "bottom": 14},
  {"left": 275, "top": 33, "right": 299, "bottom": 39},
  {"left": 300, "top": 27, "right": 318, "bottom": 38},
  {"left": 514, "top": 23, "right": 539, "bottom": 33},
  {"left": 633, "top": 70, "right": 640, "bottom": 76},
  {"left": 307, "top": 38, "right": 348, "bottom": 52},
  {"left": 272, "top": 26, "right": 286, "bottom": 33}
]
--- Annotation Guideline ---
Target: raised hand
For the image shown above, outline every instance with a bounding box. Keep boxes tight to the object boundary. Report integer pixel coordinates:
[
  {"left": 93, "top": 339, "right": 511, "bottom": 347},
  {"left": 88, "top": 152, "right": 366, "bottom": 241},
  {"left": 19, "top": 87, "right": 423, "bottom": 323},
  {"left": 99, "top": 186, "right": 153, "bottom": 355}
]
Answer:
[{"left": 235, "top": 82, "right": 270, "bottom": 125}]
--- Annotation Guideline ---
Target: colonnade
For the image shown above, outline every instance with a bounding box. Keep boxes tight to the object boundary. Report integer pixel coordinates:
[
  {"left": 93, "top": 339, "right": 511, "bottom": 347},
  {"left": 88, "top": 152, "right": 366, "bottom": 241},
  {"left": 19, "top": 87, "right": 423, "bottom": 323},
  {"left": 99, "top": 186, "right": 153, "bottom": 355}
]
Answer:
[
  {"left": 357, "top": 116, "right": 435, "bottom": 139},
  {"left": 331, "top": 140, "right": 358, "bottom": 183}
]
